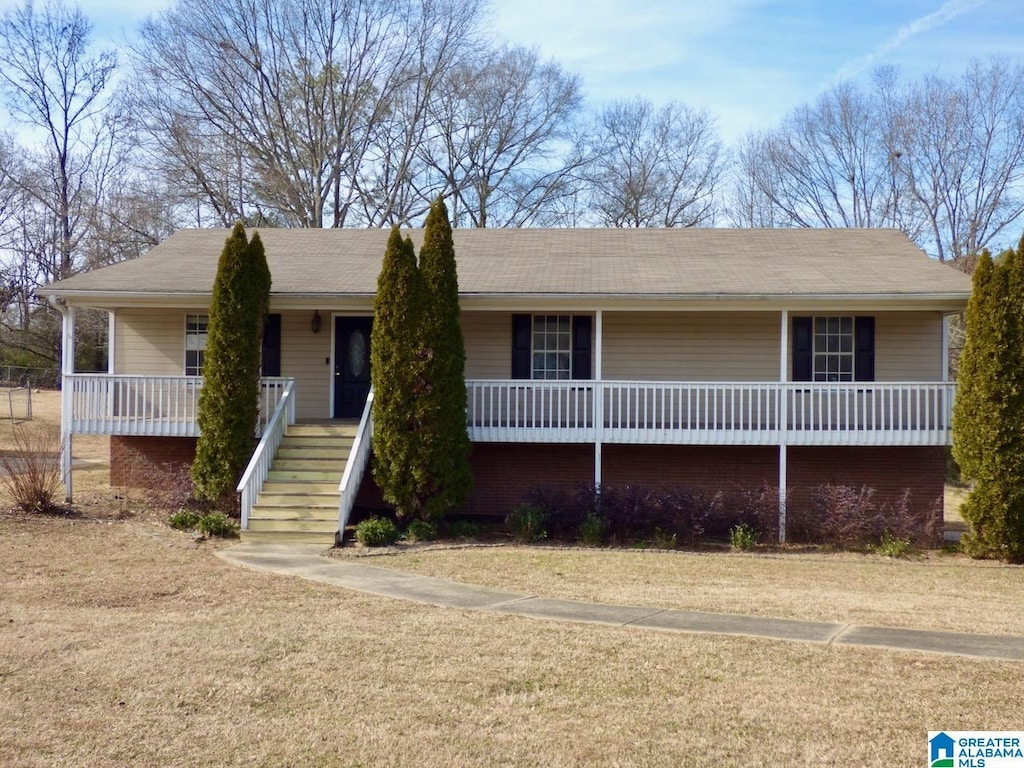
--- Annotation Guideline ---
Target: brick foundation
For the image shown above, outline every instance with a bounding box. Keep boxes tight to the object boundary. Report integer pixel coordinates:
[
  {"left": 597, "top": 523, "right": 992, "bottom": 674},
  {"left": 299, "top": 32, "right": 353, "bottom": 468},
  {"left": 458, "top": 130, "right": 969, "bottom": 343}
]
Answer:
[
  {"left": 110, "top": 436, "right": 945, "bottom": 539},
  {"left": 603, "top": 445, "right": 779, "bottom": 492},
  {"left": 787, "top": 445, "right": 945, "bottom": 541},
  {"left": 110, "top": 435, "right": 199, "bottom": 489}
]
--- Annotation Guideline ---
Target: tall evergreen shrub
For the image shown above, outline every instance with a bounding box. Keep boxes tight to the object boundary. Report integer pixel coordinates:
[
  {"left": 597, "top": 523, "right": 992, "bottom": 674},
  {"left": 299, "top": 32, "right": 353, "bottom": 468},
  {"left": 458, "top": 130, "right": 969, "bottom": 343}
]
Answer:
[
  {"left": 370, "top": 227, "right": 423, "bottom": 518},
  {"left": 952, "top": 240, "right": 1024, "bottom": 561},
  {"left": 192, "top": 224, "right": 272, "bottom": 504},
  {"left": 415, "top": 198, "right": 473, "bottom": 519}
]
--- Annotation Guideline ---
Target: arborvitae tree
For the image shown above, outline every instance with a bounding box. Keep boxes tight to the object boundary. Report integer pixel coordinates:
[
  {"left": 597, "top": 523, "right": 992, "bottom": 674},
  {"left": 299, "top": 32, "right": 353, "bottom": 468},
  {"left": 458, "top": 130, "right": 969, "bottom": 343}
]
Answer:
[
  {"left": 414, "top": 198, "right": 472, "bottom": 520},
  {"left": 370, "top": 227, "right": 423, "bottom": 518},
  {"left": 953, "top": 241, "right": 1024, "bottom": 562},
  {"left": 192, "top": 223, "right": 272, "bottom": 504}
]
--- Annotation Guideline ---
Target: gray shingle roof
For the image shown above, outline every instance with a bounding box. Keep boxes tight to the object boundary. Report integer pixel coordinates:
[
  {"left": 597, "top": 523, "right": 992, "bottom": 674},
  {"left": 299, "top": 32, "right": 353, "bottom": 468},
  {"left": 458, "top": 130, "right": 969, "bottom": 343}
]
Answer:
[{"left": 44, "top": 227, "right": 971, "bottom": 299}]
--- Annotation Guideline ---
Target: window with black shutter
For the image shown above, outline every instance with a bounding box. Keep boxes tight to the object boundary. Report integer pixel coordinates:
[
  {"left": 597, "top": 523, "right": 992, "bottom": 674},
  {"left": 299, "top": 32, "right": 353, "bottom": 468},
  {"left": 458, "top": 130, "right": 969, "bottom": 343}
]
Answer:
[
  {"left": 511, "top": 314, "right": 592, "bottom": 380},
  {"left": 261, "top": 314, "right": 282, "bottom": 377},
  {"left": 793, "top": 315, "right": 875, "bottom": 382}
]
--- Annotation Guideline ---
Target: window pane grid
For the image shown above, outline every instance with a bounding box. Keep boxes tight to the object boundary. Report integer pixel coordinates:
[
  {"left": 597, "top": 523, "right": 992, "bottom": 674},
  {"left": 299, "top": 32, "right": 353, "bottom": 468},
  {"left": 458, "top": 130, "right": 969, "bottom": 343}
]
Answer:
[
  {"left": 185, "top": 314, "right": 208, "bottom": 376},
  {"left": 813, "top": 315, "right": 853, "bottom": 382},
  {"left": 532, "top": 315, "right": 571, "bottom": 380}
]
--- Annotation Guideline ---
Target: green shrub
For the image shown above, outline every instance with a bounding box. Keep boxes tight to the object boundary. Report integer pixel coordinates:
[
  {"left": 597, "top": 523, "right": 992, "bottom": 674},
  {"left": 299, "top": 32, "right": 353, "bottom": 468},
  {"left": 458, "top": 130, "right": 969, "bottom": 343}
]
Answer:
[
  {"left": 652, "top": 528, "right": 677, "bottom": 550},
  {"left": 578, "top": 513, "right": 607, "bottom": 546},
  {"left": 168, "top": 510, "right": 237, "bottom": 538},
  {"left": 405, "top": 519, "right": 438, "bottom": 542},
  {"left": 192, "top": 223, "right": 271, "bottom": 504},
  {"left": 730, "top": 523, "right": 760, "bottom": 552},
  {"left": 415, "top": 198, "right": 473, "bottom": 521},
  {"left": 355, "top": 516, "right": 400, "bottom": 547},
  {"left": 873, "top": 531, "right": 913, "bottom": 558},
  {"left": 168, "top": 509, "right": 201, "bottom": 531},
  {"left": 505, "top": 503, "right": 547, "bottom": 543},
  {"left": 445, "top": 518, "right": 479, "bottom": 539},
  {"left": 371, "top": 227, "right": 423, "bottom": 519},
  {"left": 197, "top": 512, "right": 238, "bottom": 538}
]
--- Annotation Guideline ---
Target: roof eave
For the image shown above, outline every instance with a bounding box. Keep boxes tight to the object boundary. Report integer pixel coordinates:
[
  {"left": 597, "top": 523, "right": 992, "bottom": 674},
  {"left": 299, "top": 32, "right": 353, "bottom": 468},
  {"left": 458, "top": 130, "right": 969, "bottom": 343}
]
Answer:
[{"left": 43, "top": 288, "right": 970, "bottom": 313}]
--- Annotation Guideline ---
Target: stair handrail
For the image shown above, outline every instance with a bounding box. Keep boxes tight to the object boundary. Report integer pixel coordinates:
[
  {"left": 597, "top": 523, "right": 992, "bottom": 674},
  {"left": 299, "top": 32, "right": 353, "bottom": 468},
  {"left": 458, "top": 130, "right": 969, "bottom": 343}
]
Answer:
[
  {"left": 238, "top": 378, "right": 297, "bottom": 529},
  {"left": 337, "top": 387, "right": 374, "bottom": 543}
]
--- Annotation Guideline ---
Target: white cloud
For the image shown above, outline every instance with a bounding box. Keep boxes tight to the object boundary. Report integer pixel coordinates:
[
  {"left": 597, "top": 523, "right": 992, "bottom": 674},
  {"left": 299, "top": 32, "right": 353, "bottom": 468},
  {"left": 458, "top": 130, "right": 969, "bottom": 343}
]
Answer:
[{"left": 832, "top": 0, "right": 988, "bottom": 82}]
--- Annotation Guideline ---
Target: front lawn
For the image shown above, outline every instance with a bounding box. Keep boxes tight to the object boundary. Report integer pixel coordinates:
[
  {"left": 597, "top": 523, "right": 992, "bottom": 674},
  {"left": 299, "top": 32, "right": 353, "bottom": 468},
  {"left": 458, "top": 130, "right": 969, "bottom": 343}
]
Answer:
[
  {"left": 1, "top": 512, "right": 1021, "bottom": 768},
  {"left": 373, "top": 543, "right": 1024, "bottom": 635}
]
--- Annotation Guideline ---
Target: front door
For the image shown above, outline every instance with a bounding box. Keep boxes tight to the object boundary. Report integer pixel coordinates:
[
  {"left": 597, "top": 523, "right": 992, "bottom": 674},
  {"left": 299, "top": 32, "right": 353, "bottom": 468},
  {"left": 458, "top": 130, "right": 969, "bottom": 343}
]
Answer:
[{"left": 334, "top": 316, "right": 372, "bottom": 418}]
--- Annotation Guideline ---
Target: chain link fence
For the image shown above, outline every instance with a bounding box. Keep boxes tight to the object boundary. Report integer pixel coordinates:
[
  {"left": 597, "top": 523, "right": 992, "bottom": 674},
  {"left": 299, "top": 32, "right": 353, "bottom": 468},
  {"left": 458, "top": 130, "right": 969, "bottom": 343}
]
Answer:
[{"left": 0, "top": 366, "right": 60, "bottom": 390}]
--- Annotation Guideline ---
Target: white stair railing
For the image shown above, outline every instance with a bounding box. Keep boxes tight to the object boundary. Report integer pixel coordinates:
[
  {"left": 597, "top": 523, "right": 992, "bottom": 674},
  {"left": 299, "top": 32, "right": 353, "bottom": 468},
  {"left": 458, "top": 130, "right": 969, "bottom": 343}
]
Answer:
[
  {"left": 237, "top": 379, "right": 297, "bottom": 529},
  {"left": 337, "top": 388, "right": 374, "bottom": 544}
]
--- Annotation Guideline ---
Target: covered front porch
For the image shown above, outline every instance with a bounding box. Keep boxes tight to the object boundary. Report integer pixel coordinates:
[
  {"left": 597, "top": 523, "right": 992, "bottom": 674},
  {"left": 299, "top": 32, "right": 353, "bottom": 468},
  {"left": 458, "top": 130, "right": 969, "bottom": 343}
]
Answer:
[{"left": 64, "top": 374, "right": 955, "bottom": 448}]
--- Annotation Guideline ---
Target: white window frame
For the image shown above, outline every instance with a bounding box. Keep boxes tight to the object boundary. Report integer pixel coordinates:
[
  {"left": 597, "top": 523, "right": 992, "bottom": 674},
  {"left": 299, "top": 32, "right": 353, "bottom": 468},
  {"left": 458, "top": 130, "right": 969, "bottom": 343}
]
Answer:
[
  {"left": 185, "top": 314, "right": 208, "bottom": 376},
  {"left": 812, "top": 316, "right": 853, "bottom": 382},
  {"left": 532, "top": 314, "right": 572, "bottom": 380}
]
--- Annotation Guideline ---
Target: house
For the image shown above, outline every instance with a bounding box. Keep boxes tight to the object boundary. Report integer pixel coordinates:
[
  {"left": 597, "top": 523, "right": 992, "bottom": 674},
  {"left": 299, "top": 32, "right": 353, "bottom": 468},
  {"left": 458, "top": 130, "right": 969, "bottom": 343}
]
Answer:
[{"left": 43, "top": 228, "right": 972, "bottom": 544}]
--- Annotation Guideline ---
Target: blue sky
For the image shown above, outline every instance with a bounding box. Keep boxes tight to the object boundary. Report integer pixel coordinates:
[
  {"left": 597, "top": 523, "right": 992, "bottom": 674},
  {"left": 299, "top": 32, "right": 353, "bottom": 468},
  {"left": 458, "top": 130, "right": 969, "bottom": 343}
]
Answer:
[{"left": 3, "top": 0, "right": 1022, "bottom": 144}]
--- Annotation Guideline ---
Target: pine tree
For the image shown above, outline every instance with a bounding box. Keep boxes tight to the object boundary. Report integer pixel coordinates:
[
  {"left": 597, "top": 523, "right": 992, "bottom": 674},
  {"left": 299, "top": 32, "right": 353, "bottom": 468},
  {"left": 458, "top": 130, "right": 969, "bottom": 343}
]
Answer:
[
  {"left": 414, "top": 198, "right": 473, "bottom": 520},
  {"left": 192, "top": 224, "right": 272, "bottom": 504},
  {"left": 953, "top": 241, "right": 1024, "bottom": 561},
  {"left": 370, "top": 227, "right": 423, "bottom": 518}
]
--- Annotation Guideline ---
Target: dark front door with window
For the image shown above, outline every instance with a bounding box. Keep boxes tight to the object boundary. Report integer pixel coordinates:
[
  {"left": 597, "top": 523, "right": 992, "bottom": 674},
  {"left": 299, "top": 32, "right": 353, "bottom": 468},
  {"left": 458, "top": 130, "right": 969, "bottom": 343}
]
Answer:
[{"left": 334, "top": 316, "right": 372, "bottom": 418}]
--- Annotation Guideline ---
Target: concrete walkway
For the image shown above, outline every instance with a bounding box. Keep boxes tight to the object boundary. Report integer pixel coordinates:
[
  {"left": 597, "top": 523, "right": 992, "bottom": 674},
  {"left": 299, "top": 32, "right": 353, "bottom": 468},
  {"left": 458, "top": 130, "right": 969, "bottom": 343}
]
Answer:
[{"left": 217, "top": 542, "right": 1024, "bottom": 662}]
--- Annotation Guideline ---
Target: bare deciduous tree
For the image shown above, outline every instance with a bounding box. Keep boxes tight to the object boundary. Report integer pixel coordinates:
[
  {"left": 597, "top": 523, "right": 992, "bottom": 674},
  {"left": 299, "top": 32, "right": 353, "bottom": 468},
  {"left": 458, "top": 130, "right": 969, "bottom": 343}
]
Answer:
[
  {"left": 894, "top": 59, "right": 1024, "bottom": 263},
  {"left": 729, "top": 82, "right": 899, "bottom": 231},
  {"left": 419, "top": 45, "right": 587, "bottom": 228},
  {"left": 586, "top": 98, "right": 722, "bottom": 228},
  {"left": 131, "top": 0, "right": 485, "bottom": 228},
  {"left": 0, "top": 0, "right": 119, "bottom": 281},
  {"left": 730, "top": 60, "right": 1024, "bottom": 263},
  {"left": 0, "top": 0, "right": 124, "bottom": 369}
]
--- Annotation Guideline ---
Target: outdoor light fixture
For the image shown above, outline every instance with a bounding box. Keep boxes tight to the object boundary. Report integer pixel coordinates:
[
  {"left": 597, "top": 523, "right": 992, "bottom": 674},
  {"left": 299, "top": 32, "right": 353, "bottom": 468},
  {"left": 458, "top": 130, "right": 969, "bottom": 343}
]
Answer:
[{"left": 311, "top": 310, "right": 322, "bottom": 334}]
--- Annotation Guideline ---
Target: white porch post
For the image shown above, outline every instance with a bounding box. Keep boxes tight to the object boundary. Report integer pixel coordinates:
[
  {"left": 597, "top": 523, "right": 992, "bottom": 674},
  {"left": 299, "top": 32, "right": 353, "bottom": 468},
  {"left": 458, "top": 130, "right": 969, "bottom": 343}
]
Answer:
[
  {"left": 107, "top": 310, "right": 115, "bottom": 374},
  {"left": 60, "top": 304, "right": 76, "bottom": 502},
  {"left": 941, "top": 314, "right": 950, "bottom": 383},
  {"left": 594, "top": 310, "right": 603, "bottom": 489},
  {"left": 778, "top": 309, "right": 789, "bottom": 544}
]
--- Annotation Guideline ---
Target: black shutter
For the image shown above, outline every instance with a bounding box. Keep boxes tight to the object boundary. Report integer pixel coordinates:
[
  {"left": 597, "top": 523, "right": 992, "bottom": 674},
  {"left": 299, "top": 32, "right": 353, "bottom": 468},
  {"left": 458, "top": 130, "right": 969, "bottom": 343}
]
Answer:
[
  {"left": 792, "top": 316, "right": 812, "bottom": 381},
  {"left": 854, "top": 316, "right": 875, "bottom": 382},
  {"left": 511, "top": 314, "right": 531, "bottom": 379},
  {"left": 571, "top": 315, "right": 592, "bottom": 380},
  {"left": 262, "top": 314, "right": 281, "bottom": 377}
]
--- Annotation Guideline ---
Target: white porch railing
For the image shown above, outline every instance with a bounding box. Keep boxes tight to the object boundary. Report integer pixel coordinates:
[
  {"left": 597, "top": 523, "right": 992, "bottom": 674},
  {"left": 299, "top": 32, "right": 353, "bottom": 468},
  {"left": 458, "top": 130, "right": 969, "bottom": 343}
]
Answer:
[
  {"left": 337, "top": 388, "right": 374, "bottom": 543},
  {"left": 237, "top": 379, "right": 297, "bottom": 529},
  {"left": 467, "top": 380, "right": 956, "bottom": 446},
  {"left": 65, "top": 374, "right": 292, "bottom": 437}
]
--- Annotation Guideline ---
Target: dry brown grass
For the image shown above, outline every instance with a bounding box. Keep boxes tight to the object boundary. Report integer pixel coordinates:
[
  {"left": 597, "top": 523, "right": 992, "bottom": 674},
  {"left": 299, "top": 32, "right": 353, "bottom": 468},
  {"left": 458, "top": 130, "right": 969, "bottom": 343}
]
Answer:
[
  {"left": 379, "top": 545, "right": 1024, "bottom": 635},
  {"left": 1, "top": 512, "right": 1022, "bottom": 768},
  {"left": 3, "top": 391, "right": 1021, "bottom": 765}
]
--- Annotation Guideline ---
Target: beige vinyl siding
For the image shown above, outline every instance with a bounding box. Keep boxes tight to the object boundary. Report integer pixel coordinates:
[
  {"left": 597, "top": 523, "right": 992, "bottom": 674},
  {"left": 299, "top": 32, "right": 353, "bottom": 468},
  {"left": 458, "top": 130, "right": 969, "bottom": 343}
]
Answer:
[
  {"left": 787, "top": 312, "right": 942, "bottom": 381},
  {"left": 114, "top": 308, "right": 197, "bottom": 375},
  {"left": 874, "top": 312, "right": 942, "bottom": 381},
  {"left": 603, "top": 312, "right": 778, "bottom": 381},
  {"left": 463, "top": 311, "right": 512, "bottom": 378},
  {"left": 115, "top": 308, "right": 335, "bottom": 420},
  {"left": 282, "top": 311, "right": 335, "bottom": 420}
]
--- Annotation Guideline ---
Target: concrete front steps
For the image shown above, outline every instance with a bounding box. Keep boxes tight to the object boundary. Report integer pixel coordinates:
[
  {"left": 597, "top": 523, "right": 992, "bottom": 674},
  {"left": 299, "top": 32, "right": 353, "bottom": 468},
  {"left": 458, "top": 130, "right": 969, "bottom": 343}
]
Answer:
[{"left": 242, "top": 423, "right": 357, "bottom": 544}]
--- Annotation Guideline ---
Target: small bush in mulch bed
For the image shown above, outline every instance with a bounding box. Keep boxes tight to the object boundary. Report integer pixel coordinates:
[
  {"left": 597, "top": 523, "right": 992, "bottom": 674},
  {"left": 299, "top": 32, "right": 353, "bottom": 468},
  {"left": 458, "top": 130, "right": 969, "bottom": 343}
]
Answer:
[
  {"left": 355, "top": 516, "right": 401, "bottom": 547},
  {"left": 168, "top": 509, "right": 238, "bottom": 538}
]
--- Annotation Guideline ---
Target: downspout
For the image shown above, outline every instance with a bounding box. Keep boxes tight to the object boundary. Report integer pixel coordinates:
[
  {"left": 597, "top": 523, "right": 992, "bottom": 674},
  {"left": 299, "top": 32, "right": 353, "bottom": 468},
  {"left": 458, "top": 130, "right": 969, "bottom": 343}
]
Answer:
[{"left": 48, "top": 295, "right": 74, "bottom": 502}]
